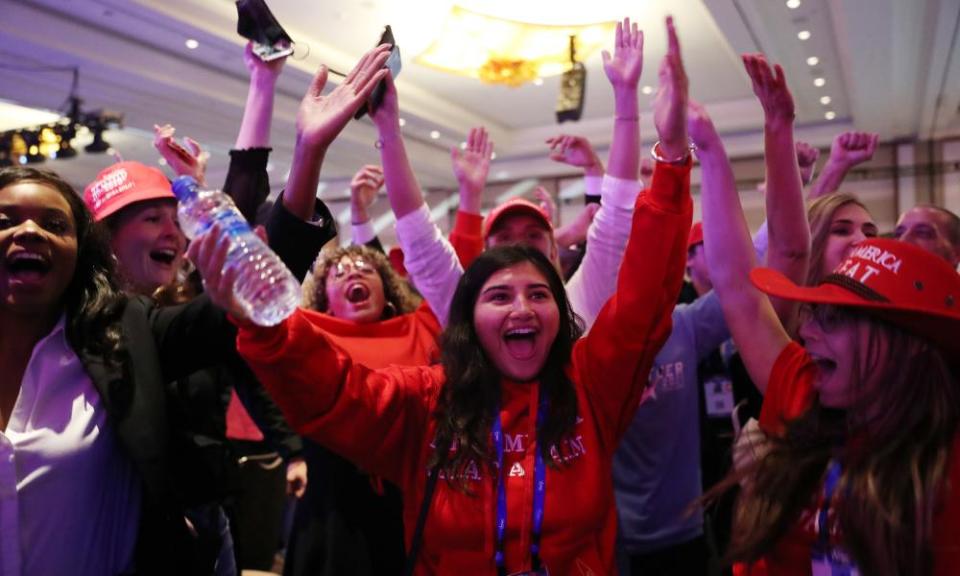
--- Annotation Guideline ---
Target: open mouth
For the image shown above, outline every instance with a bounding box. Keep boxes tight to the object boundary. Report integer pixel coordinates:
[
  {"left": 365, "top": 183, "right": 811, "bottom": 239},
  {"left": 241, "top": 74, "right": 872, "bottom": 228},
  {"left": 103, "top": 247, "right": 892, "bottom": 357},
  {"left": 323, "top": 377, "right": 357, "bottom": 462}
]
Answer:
[
  {"left": 345, "top": 282, "right": 371, "bottom": 304},
  {"left": 503, "top": 327, "right": 538, "bottom": 359},
  {"left": 149, "top": 248, "right": 178, "bottom": 266},
  {"left": 5, "top": 251, "right": 52, "bottom": 283},
  {"left": 809, "top": 353, "right": 837, "bottom": 377}
]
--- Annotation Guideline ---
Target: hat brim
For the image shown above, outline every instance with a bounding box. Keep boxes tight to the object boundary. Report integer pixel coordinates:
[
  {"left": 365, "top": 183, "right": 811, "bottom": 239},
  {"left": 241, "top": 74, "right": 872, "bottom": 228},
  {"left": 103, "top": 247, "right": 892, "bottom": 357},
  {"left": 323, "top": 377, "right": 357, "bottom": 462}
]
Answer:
[
  {"left": 751, "top": 267, "right": 960, "bottom": 355},
  {"left": 94, "top": 187, "right": 176, "bottom": 222},
  {"left": 483, "top": 204, "right": 553, "bottom": 239}
]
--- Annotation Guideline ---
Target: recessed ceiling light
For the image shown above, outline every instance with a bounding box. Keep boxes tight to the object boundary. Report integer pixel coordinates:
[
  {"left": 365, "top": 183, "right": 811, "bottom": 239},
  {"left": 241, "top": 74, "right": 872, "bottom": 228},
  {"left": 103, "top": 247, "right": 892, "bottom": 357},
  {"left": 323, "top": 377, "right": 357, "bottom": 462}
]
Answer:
[
  {"left": 806, "top": 56, "right": 819, "bottom": 66},
  {"left": 460, "top": 141, "right": 468, "bottom": 150},
  {"left": 185, "top": 38, "right": 199, "bottom": 50},
  {"left": 825, "top": 111, "right": 836, "bottom": 120},
  {"left": 430, "top": 130, "right": 440, "bottom": 140},
  {"left": 641, "top": 85, "right": 653, "bottom": 95},
  {"left": 399, "top": 118, "right": 407, "bottom": 127},
  {"left": 814, "top": 77, "right": 826, "bottom": 87},
  {"left": 797, "top": 30, "right": 811, "bottom": 41},
  {"left": 491, "top": 152, "right": 497, "bottom": 160},
  {"left": 533, "top": 78, "right": 544, "bottom": 86},
  {"left": 106, "top": 147, "right": 116, "bottom": 156},
  {"left": 157, "top": 157, "right": 168, "bottom": 166},
  {"left": 820, "top": 95, "right": 832, "bottom": 105},
  {"left": 786, "top": 0, "right": 801, "bottom": 8}
]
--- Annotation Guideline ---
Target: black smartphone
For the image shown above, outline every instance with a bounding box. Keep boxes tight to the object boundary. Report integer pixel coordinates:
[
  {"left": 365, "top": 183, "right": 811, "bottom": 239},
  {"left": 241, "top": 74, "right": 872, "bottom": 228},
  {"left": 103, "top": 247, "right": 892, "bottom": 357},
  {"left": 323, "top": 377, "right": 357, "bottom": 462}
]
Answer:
[
  {"left": 355, "top": 25, "right": 402, "bottom": 120},
  {"left": 236, "top": 0, "right": 294, "bottom": 61}
]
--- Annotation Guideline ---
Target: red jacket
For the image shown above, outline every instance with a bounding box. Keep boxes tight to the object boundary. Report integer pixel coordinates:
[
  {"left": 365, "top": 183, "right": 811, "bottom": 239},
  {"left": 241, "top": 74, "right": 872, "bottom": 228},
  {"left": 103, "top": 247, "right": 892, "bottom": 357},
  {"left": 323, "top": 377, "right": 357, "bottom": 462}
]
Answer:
[{"left": 237, "top": 160, "right": 692, "bottom": 575}]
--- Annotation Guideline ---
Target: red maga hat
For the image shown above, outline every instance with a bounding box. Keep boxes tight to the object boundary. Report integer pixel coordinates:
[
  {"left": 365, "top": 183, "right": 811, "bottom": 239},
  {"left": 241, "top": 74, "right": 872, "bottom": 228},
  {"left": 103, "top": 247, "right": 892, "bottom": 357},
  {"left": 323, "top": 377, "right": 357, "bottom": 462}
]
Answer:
[
  {"left": 751, "top": 238, "right": 960, "bottom": 353},
  {"left": 688, "top": 222, "right": 704, "bottom": 250},
  {"left": 482, "top": 198, "right": 553, "bottom": 241},
  {"left": 83, "top": 161, "right": 175, "bottom": 222}
]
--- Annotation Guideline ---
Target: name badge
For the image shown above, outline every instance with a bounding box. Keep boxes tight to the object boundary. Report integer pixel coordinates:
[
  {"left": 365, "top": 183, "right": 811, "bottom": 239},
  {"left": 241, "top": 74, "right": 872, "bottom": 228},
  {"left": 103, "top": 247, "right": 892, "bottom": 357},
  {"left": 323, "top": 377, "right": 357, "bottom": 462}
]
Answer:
[
  {"left": 704, "top": 376, "right": 735, "bottom": 418},
  {"left": 811, "top": 548, "right": 860, "bottom": 576}
]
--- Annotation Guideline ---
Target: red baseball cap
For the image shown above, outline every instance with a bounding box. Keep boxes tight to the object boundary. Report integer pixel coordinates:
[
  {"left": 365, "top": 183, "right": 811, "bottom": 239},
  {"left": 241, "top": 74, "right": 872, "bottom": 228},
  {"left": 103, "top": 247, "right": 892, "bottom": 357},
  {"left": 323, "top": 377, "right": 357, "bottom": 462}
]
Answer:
[
  {"left": 688, "top": 222, "right": 704, "bottom": 250},
  {"left": 482, "top": 198, "right": 553, "bottom": 241},
  {"left": 751, "top": 238, "right": 960, "bottom": 353},
  {"left": 83, "top": 161, "right": 175, "bottom": 222}
]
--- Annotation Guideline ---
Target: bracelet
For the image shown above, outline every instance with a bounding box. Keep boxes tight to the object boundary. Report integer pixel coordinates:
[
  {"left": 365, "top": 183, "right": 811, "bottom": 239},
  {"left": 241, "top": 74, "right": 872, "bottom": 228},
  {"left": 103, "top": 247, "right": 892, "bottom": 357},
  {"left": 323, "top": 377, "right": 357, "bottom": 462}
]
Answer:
[{"left": 650, "top": 140, "right": 695, "bottom": 164}]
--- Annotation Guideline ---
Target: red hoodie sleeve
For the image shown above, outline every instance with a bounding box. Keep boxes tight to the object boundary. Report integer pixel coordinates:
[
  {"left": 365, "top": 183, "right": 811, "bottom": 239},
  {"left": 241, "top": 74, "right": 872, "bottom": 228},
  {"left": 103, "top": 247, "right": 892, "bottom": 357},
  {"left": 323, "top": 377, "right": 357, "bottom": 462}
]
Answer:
[
  {"left": 235, "top": 308, "right": 441, "bottom": 486},
  {"left": 572, "top": 159, "right": 693, "bottom": 452},
  {"left": 449, "top": 210, "right": 484, "bottom": 269}
]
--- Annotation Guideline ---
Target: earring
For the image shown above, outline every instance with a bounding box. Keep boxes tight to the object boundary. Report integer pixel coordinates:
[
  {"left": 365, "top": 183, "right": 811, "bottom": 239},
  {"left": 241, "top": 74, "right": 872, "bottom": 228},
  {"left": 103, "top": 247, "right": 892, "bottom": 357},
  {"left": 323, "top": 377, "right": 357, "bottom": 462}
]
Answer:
[{"left": 383, "top": 301, "right": 397, "bottom": 319}]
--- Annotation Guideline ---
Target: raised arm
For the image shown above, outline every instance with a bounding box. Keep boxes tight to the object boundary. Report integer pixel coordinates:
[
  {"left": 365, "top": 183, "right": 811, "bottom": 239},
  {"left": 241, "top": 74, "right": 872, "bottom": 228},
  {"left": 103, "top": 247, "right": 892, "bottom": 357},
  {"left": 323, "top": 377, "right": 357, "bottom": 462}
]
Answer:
[
  {"left": 546, "top": 134, "right": 605, "bottom": 203},
  {"left": 283, "top": 45, "right": 391, "bottom": 221},
  {"left": 743, "top": 54, "right": 810, "bottom": 331},
  {"left": 808, "top": 131, "right": 879, "bottom": 200},
  {"left": 449, "top": 126, "right": 494, "bottom": 267},
  {"left": 690, "top": 101, "right": 790, "bottom": 395},
  {"left": 564, "top": 17, "right": 648, "bottom": 329},
  {"left": 153, "top": 123, "right": 209, "bottom": 187},
  {"left": 371, "top": 74, "right": 463, "bottom": 324},
  {"left": 235, "top": 42, "right": 286, "bottom": 149},
  {"left": 349, "top": 164, "right": 385, "bottom": 250},
  {"left": 574, "top": 16, "right": 693, "bottom": 450}
]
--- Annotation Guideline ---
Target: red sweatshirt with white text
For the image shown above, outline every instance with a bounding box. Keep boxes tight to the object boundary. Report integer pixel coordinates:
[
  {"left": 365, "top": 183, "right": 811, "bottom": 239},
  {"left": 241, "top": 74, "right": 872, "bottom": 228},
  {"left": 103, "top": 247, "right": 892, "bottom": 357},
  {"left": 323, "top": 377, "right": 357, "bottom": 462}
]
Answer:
[{"left": 237, "top": 160, "right": 692, "bottom": 575}]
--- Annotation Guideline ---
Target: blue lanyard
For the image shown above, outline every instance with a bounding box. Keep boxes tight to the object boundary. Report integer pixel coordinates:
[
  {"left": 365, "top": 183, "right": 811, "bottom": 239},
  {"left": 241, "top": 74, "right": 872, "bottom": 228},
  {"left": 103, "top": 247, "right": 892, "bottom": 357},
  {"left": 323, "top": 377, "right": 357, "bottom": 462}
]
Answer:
[
  {"left": 817, "top": 460, "right": 843, "bottom": 550},
  {"left": 492, "top": 388, "right": 548, "bottom": 576}
]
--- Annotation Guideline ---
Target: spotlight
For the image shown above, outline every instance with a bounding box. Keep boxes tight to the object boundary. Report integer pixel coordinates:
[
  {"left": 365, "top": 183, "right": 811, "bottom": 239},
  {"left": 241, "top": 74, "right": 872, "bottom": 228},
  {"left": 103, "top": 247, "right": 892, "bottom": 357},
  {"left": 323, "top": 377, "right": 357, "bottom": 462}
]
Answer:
[
  {"left": 556, "top": 35, "right": 586, "bottom": 123},
  {"left": 18, "top": 130, "right": 45, "bottom": 164}
]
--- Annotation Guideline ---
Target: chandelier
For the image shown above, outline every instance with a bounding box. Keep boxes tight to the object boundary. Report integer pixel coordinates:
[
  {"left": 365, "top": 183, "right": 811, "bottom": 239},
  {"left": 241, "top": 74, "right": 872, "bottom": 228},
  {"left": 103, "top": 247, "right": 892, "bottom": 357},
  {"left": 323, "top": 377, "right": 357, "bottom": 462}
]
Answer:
[{"left": 415, "top": 6, "right": 616, "bottom": 87}]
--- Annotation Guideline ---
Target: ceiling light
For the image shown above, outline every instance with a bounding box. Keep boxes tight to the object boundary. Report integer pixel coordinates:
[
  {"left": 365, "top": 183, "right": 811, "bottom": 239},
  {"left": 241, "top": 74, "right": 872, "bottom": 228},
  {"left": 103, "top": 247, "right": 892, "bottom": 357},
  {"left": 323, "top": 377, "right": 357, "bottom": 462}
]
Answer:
[
  {"left": 399, "top": 118, "right": 407, "bottom": 127},
  {"left": 185, "top": 38, "right": 199, "bottom": 50},
  {"left": 460, "top": 141, "right": 468, "bottom": 150},
  {"left": 797, "top": 30, "right": 811, "bottom": 41},
  {"left": 641, "top": 85, "right": 653, "bottom": 95},
  {"left": 820, "top": 95, "right": 832, "bottom": 105},
  {"left": 533, "top": 78, "right": 544, "bottom": 86},
  {"left": 158, "top": 157, "right": 168, "bottom": 166},
  {"left": 806, "top": 56, "right": 819, "bottom": 66},
  {"left": 415, "top": 5, "right": 616, "bottom": 86},
  {"left": 429, "top": 130, "right": 440, "bottom": 140},
  {"left": 491, "top": 152, "right": 497, "bottom": 160},
  {"left": 825, "top": 111, "right": 836, "bottom": 120},
  {"left": 85, "top": 124, "right": 111, "bottom": 153},
  {"left": 786, "top": 0, "right": 801, "bottom": 8},
  {"left": 814, "top": 77, "right": 826, "bottom": 87},
  {"left": 495, "top": 170, "right": 510, "bottom": 180}
]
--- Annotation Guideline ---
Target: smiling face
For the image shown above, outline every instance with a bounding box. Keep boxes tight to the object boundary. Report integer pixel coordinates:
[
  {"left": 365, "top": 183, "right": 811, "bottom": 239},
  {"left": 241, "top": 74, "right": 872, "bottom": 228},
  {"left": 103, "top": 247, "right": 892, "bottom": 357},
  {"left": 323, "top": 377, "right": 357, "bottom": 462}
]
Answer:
[
  {"left": 0, "top": 181, "right": 78, "bottom": 318},
  {"left": 324, "top": 253, "right": 387, "bottom": 324},
  {"left": 472, "top": 261, "right": 560, "bottom": 382},
  {"left": 821, "top": 203, "right": 878, "bottom": 278},
  {"left": 108, "top": 198, "right": 186, "bottom": 295}
]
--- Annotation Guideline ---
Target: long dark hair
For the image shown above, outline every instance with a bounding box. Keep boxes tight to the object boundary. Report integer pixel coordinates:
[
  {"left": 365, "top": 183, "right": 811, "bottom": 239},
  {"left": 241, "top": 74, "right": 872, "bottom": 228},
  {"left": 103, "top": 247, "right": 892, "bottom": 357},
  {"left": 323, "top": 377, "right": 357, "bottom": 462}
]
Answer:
[
  {"left": 431, "top": 245, "right": 584, "bottom": 489},
  {"left": 0, "top": 167, "right": 126, "bottom": 363},
  {"left": 710, "top": 307, "right": 959, "bottom": 575}
]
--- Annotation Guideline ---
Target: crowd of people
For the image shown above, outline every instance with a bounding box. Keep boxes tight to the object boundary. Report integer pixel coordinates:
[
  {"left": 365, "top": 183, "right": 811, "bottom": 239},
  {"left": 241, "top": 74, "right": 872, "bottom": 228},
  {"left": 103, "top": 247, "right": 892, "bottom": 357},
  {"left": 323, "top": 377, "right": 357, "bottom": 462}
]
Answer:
[{"left": 1, "top": 13, "right": 959, "bottom": 576}]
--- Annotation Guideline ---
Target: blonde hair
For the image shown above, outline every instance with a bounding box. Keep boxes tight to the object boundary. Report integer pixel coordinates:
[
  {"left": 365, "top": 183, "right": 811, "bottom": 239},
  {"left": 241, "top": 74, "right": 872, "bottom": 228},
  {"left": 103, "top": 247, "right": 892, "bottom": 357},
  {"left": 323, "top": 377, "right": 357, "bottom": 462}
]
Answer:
[{"left": 806, "top": 193, "right": 870, "bottom": 285}]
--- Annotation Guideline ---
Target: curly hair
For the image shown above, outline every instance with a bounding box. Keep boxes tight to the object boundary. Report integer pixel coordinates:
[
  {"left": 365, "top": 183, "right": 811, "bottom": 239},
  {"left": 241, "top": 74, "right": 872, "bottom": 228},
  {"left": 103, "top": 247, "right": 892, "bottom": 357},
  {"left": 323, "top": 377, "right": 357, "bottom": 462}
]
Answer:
[
  {"left": 302, "top": 244, "right": 420, "bottom": 317},
  {"left": 431, "top": 245, "right": 584, "bottom": 491},
  {"left": 0, "top": 166, "right": 126, "bottom": 365}
]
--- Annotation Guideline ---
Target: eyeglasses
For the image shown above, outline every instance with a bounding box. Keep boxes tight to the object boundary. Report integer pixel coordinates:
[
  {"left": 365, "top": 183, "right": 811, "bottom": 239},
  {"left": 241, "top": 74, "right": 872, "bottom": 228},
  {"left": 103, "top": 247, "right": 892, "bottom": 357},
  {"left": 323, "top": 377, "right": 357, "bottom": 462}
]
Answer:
[{"left": 330, "top": 257, "right": 375, "bottom": 280}]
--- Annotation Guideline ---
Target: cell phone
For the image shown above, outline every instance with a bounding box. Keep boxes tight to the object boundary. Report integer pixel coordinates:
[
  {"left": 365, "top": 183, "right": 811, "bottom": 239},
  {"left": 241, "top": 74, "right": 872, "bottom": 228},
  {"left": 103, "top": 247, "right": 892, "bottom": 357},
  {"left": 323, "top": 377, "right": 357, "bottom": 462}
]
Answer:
[
  {"left": 252, "top": 39, "right": 294, "bottom": 62},
  {"left": 354, "top": 25, "right": 402, "bottom": 120}
]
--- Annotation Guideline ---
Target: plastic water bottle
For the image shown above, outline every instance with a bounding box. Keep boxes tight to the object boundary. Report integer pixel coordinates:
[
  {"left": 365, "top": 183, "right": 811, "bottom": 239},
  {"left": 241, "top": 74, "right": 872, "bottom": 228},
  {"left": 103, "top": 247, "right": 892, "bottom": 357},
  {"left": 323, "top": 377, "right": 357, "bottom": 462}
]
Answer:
[{"left": 172, "top": 176, "right": 300, "bottom": 326}]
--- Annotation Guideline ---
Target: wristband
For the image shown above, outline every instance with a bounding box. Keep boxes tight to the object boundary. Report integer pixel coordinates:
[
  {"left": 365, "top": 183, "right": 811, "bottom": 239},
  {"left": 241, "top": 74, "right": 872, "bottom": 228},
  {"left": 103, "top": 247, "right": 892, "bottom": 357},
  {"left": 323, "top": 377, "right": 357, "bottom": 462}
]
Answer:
[{"left": 651, "top": 140, "right": 695, "bottom": 164}]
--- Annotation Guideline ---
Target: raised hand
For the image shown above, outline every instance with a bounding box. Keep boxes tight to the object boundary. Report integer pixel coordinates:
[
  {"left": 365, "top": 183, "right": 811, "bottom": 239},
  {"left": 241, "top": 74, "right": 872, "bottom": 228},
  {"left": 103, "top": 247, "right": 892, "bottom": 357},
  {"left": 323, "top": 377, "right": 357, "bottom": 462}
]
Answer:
[
  {"left": 350, "top": 165, "right": 384, "bottom": 224},
  {"left": 533, "top": 186, "right": 558, "bottom": 226},
  {"left": 545, "top": 135, "right": 604, "bottom": 177},
  {"left": 601, "top": 17, "right": 644, "bottom": 90},
  {"left": 243, "top": 41, "right": 286, "bottom": 83},
  {"left": 452, "top": 126, "right": 494, "bottom": 201},
  {"left": 153, "top": 123, "right": 208, "bottom": 185},
  {"left": 297, "top": 44, "right": 391, "bottom": 149},
  {"left": 687, "top": 100, "right": 721, "bottom": 153},
  {"left": 369, "top": 72, "right": 401, "bottom": 135},
  {"left": 828, "top": 131, "right": 879, "bottom": 168},
  {"left": 652, "top": 16, "right": 689, "bottom": 159},
  {"left": 795, "top": 141, "right": 820, "bottom": 184},
  {"left": 555, "top": 203, "right": 600, "bottom": 248},
  {"left": 188, "top": 224, "right": 248, "bottom": 322},
  {"left": 742, "top": 53, "right": 794, "bottom": 125}
]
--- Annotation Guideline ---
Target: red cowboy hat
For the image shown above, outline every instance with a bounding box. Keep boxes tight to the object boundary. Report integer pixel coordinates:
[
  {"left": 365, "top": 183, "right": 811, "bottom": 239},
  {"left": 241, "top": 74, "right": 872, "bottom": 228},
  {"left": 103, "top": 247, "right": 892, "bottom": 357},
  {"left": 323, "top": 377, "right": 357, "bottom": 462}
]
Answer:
[{"left": 751, "top": 238, "right": 960, "bottom": 354}]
